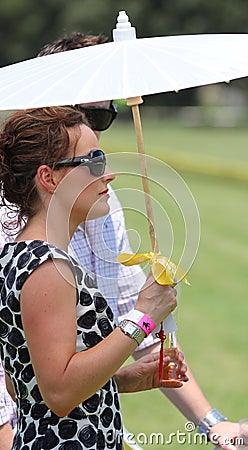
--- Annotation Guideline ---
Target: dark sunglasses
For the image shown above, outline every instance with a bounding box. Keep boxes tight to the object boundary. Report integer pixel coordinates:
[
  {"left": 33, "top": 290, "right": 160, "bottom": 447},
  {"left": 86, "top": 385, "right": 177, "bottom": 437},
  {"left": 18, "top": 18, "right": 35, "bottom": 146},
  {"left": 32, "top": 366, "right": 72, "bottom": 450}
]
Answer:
[
  {"left": 52, "top": 149, "right": 106, "bottom": 177},
  {"left": 76, "top": 101, "right": 117, "bottom": 131}
]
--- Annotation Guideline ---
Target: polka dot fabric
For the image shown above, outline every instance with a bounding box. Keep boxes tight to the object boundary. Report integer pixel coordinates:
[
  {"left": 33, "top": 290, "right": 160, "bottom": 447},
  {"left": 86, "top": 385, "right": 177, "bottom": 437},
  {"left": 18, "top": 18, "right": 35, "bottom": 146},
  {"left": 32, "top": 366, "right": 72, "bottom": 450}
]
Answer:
[{"left": 0, "top": 241, "right": 123, "bottom": 449}]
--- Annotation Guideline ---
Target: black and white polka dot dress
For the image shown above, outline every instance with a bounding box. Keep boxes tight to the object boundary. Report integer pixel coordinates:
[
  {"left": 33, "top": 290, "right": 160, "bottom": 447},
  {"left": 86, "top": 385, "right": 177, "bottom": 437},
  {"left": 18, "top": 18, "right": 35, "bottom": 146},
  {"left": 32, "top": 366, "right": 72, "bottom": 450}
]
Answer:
[{"left": 0, "top": 240, "right": 123, "bottom": 450}]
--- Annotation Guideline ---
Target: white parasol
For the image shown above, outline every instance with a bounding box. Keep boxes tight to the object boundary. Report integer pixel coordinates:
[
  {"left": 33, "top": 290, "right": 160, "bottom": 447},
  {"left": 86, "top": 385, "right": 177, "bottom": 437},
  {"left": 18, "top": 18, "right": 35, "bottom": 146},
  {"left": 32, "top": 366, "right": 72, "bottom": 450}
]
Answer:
[
  {"left": 0, "top": 12, "right": 248, "bottom": 108},
  {"left": 0, "top": 10, "right": 248, "bottom": 251}
]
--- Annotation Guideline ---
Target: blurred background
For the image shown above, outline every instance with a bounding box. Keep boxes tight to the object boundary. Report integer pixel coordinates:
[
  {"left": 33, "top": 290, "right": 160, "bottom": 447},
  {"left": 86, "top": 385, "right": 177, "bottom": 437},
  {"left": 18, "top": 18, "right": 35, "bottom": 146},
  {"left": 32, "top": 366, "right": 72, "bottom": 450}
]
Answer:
[{"left": 1, "top": 1, "right": 248, "bottom": 448}]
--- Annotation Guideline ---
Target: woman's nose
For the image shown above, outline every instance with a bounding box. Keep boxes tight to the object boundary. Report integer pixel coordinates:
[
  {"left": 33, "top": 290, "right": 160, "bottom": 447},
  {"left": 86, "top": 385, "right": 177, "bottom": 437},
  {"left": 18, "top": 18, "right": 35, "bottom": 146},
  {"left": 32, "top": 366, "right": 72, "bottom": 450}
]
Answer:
[{"left": 103, "top": 166, "right": 115, "bottom": 182}]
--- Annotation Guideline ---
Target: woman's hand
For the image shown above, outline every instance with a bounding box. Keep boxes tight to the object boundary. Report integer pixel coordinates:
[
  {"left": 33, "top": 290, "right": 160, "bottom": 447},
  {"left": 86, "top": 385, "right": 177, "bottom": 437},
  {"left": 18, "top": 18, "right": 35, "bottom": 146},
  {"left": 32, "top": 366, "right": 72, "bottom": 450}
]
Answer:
[
  {"left": 135, "top": 272, "right": 177, "bottom": 325},
  {"left": 114, "top": 350, "right": 187, "bottom": 393}
]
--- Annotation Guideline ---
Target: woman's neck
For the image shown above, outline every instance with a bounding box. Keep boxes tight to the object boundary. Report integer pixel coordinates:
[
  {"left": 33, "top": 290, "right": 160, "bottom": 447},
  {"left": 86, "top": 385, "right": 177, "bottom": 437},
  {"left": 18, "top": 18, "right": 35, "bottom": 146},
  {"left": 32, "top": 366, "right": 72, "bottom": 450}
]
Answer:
[{"left": 17, "top": 212, "right": 71, "bottom": 252}]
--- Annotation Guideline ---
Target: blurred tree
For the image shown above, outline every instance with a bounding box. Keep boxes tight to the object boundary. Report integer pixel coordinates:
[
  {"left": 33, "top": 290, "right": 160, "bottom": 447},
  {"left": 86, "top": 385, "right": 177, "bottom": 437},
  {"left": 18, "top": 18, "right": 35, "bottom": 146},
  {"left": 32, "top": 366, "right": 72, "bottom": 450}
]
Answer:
[
  {"left": 1, "top": 0, "right": 248, "bottom": 105},
  {"left": 0, "top": 0, "right": 67, "bottom": 64}
]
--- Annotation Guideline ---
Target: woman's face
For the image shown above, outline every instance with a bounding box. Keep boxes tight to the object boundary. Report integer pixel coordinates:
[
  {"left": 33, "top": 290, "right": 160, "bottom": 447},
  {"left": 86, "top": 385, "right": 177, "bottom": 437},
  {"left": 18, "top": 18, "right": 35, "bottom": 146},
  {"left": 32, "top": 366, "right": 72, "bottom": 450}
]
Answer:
[{"left": 53, "top": 124, "right": 115, "bottom": 225}]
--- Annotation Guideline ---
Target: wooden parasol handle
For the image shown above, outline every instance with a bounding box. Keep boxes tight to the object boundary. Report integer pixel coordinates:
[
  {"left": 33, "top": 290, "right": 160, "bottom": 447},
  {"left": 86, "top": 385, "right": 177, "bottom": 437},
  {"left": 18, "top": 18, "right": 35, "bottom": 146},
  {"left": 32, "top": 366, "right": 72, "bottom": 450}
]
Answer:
[
  {"left": 126, "top": 97, "right": 183, "bottom": 388},
  {"left": 126, "top": 96, "right": 159, "bottom": 254}
]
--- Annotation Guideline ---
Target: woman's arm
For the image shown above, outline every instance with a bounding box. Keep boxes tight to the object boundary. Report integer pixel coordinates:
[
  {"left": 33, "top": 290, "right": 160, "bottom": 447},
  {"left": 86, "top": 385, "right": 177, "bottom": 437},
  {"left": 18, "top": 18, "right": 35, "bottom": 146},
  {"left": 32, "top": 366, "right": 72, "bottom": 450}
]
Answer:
[{"left": 21, "top": 259, "right": 176, "bottom": 417}]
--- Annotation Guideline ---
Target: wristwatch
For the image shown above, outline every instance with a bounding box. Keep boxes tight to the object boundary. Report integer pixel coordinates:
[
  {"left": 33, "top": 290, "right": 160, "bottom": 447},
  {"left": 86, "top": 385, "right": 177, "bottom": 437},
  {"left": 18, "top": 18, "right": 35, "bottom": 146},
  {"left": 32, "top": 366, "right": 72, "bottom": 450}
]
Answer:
[
  {"left": 118, "top": 319, "right": 146, "bottom": 346},
  {"left": 197, "top": 409, "right": 227, "bottom": 436}
]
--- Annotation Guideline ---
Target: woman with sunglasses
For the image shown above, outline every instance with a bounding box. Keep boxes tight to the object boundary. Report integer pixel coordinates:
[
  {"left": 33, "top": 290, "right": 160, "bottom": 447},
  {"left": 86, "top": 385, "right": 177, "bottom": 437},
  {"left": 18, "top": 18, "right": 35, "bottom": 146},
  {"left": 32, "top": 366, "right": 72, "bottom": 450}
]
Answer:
[{"left": 0, "top": 106, "right": 181, "bottom": 449}]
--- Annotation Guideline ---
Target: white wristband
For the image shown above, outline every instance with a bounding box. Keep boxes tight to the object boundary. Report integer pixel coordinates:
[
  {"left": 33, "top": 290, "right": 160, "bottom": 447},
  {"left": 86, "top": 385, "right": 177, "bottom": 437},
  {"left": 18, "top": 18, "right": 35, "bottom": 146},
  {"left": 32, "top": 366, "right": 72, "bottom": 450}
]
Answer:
[{"left": 124, "top": 309, "right": 144, "bottom": 322}]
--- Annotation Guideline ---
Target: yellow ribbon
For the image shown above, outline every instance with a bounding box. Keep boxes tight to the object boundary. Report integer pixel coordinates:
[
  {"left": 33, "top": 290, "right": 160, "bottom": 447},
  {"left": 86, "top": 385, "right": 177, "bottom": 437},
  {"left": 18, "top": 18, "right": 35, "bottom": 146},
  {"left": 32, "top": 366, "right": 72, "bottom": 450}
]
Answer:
[{"left": 116, "top": 252, "right": 190, "bottom": 286}]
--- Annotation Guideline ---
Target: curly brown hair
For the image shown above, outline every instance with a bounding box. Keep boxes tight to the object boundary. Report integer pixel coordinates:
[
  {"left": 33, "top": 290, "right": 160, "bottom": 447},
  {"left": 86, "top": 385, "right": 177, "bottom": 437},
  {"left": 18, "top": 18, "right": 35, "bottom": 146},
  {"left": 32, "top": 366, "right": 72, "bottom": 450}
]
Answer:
[
  {"left": 0, "top": 106, "right": 87, "bottom": 231},
  {"left": 38, "top": 32, "right": 109, "bottom": 57}
]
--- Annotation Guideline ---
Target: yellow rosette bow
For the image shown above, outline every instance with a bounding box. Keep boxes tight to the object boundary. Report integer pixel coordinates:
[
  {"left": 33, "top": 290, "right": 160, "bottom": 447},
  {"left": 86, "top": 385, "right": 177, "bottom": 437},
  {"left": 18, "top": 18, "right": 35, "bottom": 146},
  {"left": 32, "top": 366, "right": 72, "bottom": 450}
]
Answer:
[{"left": 116, "top": 252, "right": 190, "bottom": 286}]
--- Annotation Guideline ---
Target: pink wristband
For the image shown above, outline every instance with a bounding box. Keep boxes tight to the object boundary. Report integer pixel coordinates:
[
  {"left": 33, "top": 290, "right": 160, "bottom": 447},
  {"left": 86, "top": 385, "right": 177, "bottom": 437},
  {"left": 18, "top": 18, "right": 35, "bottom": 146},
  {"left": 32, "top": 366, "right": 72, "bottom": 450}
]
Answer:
[
  {"left": 136, "top": 315, "right": 156, "bottom": 335},
  {"left": 123, "top": 309, "right": 156, "bottom": 336}
]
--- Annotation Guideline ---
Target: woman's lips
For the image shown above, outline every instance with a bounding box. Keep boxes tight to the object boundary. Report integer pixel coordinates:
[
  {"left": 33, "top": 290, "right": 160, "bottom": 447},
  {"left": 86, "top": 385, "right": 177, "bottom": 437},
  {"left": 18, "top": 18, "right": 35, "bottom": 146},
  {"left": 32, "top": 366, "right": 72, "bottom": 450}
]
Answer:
[{"left": 99, "top": 188, "right": 109, "bottom": 196}]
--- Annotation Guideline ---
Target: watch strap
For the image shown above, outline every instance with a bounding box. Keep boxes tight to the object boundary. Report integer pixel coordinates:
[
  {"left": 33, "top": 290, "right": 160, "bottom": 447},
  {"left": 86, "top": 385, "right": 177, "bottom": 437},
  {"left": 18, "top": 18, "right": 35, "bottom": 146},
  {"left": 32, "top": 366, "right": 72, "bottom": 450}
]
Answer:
[{"left": 197, "top": 408, "right": 227, "bottom": 436}]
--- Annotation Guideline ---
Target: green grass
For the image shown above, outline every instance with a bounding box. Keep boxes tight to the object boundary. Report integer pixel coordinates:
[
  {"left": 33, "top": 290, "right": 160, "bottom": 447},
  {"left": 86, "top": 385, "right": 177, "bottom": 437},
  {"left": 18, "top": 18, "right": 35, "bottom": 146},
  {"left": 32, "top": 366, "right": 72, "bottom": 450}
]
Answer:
[
  {"left": 102, "top": 119, "right": 248, "bottom": 181},
  {"left": 101, "top": 118, "right": 248, "bottom": 449}
]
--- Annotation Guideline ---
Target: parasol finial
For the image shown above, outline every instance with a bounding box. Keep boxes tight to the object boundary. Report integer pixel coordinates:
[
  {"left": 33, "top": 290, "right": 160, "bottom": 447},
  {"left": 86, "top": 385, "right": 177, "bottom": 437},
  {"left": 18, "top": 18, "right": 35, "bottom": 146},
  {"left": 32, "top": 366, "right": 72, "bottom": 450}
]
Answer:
[{"left": 113, "top": 11, "right": 136, "bottom": 42}]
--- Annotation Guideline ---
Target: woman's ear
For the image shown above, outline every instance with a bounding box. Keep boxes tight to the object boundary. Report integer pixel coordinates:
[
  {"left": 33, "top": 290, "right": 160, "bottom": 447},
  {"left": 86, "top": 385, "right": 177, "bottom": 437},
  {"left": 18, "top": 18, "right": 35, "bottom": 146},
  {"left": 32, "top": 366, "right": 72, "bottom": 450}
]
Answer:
[{"left": 36, "top": 165, "right": 57, "bottom": 194}]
